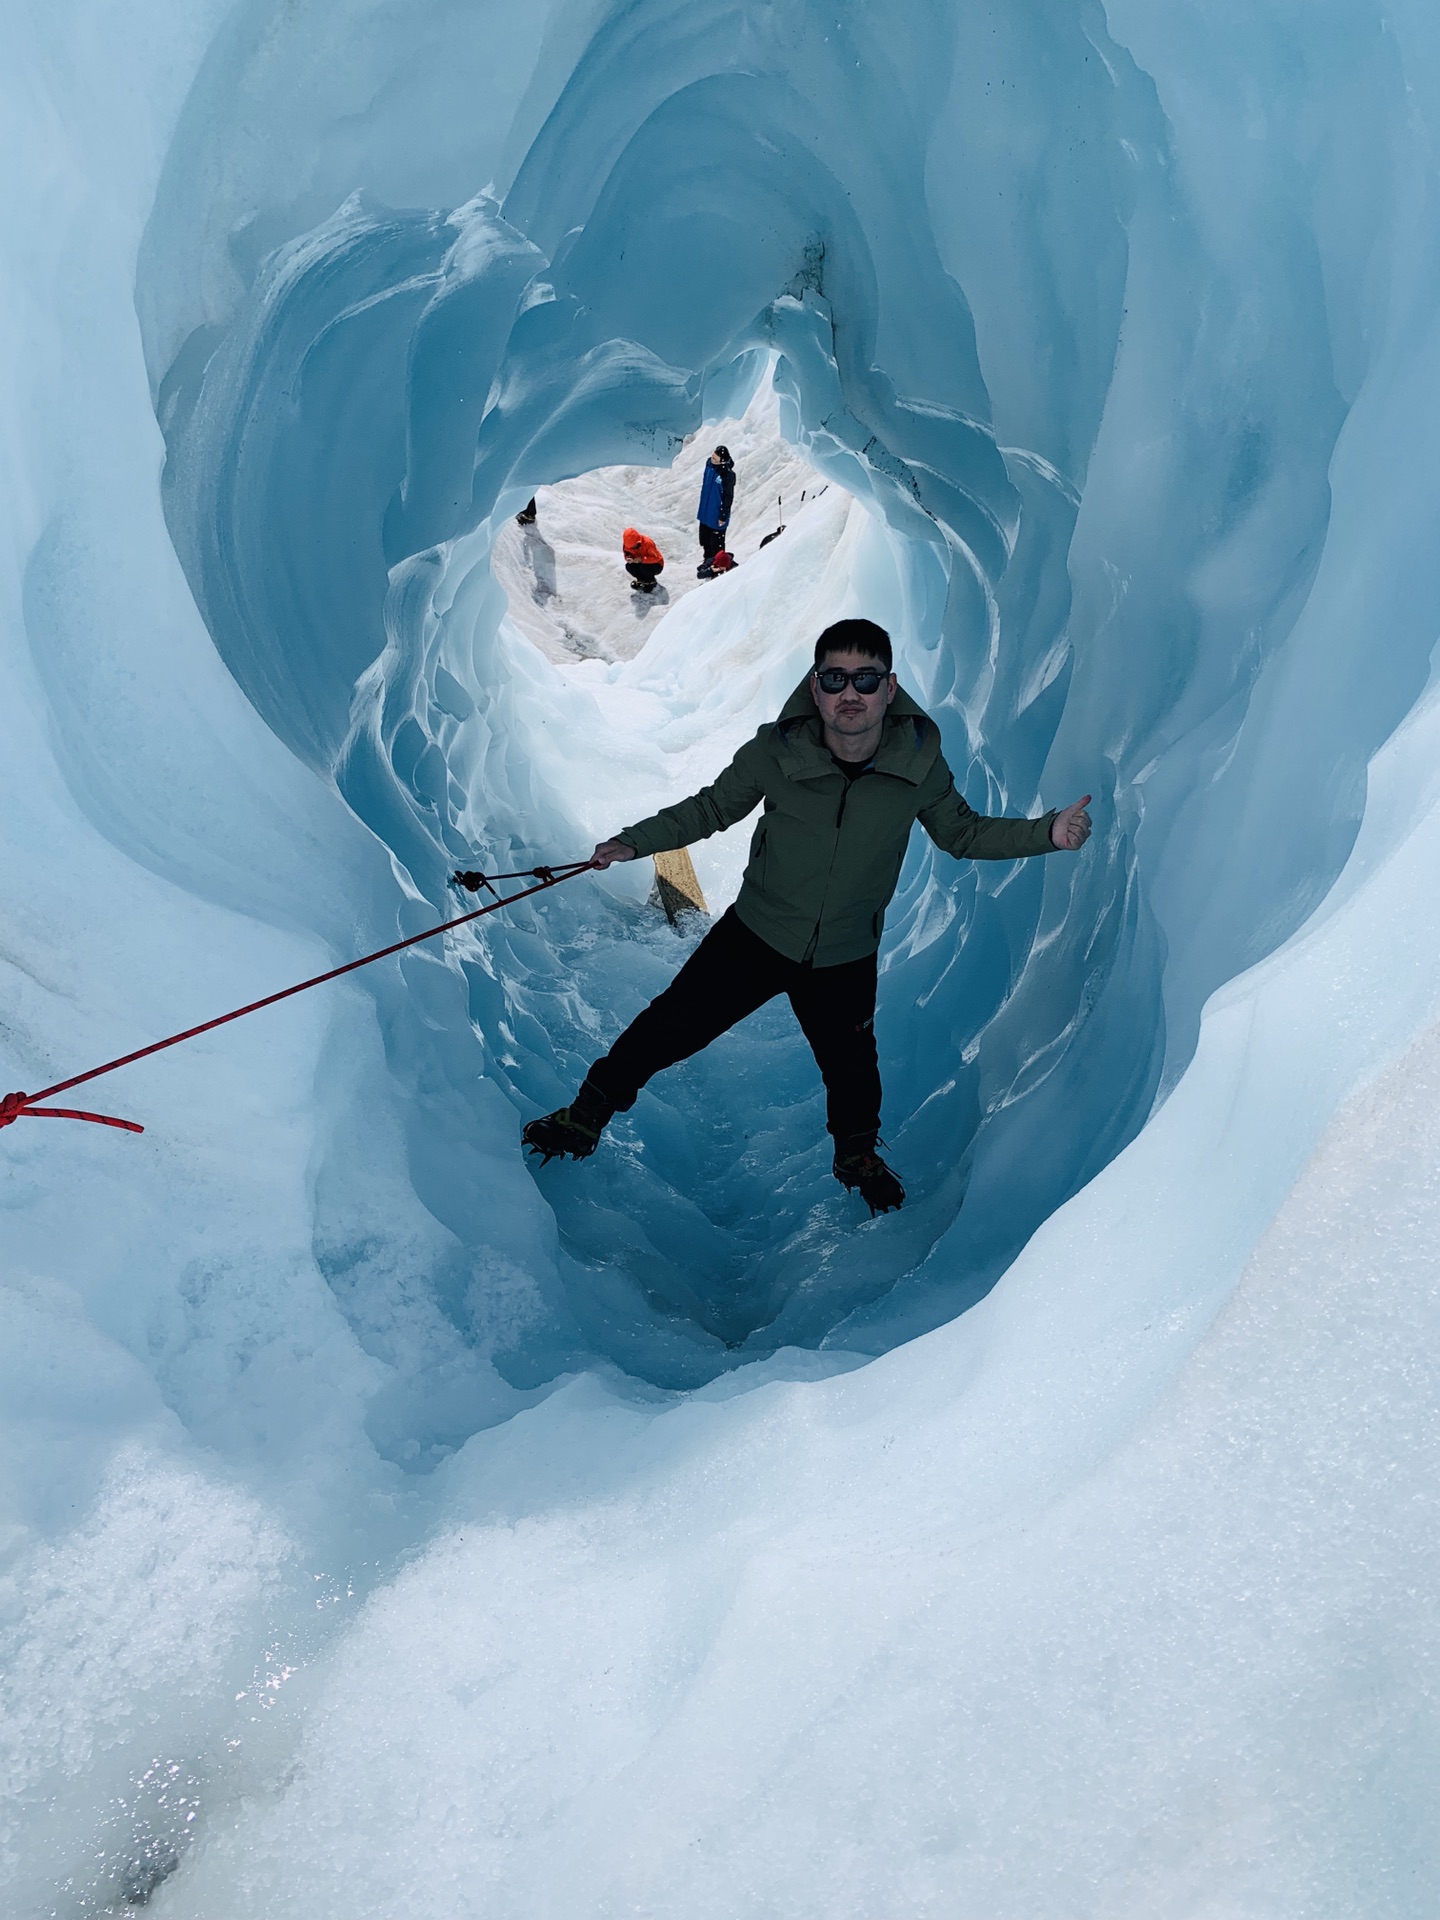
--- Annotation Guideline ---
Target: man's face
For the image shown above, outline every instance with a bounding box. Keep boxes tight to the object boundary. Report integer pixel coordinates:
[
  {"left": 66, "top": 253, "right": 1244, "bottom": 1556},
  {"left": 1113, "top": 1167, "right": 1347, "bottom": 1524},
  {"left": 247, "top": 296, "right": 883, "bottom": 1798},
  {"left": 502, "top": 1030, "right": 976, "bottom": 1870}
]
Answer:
[{"left": 810, "top": 649, "right": 898, "bottom": 736}]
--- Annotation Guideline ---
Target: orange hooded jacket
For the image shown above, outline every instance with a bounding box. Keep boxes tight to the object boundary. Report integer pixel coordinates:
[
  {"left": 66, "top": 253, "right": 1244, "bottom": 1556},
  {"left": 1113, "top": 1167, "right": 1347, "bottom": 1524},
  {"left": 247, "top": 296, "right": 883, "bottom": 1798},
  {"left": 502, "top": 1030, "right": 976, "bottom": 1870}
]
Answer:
[{"left": 622, "top": 528, "right": 664, "bottom": 568}]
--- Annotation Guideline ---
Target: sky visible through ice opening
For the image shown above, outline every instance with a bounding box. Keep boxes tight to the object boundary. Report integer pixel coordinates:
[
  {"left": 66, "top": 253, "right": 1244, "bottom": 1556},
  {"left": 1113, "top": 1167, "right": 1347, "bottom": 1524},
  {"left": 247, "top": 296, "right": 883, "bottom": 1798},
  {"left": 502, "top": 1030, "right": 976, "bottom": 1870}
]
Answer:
[{"left": 7, "top": 0, "right": 1440, "bottom": 1912}]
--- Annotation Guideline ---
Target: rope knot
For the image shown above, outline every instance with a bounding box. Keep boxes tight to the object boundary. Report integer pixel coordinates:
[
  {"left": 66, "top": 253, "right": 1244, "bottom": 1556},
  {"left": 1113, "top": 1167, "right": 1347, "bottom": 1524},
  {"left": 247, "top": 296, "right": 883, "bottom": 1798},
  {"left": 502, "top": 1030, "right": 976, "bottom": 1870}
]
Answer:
[{"left": 0, "top": 1091, "right": 28, "bottom": 1129}]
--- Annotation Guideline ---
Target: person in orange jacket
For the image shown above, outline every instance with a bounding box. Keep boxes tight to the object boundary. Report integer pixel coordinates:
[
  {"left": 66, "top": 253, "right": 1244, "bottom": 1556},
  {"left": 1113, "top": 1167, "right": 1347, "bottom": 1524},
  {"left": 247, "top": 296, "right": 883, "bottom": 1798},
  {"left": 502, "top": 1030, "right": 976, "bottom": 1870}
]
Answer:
[{"left": 623, "top": 527, "right": 664, "bottom": 593}]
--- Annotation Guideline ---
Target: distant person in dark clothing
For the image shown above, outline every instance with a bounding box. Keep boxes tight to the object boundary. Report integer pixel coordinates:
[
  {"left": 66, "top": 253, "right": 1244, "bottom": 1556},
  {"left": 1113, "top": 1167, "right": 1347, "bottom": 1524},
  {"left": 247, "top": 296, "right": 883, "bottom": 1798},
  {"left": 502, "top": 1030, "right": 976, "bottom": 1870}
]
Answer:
[
  {"left": 623, "top": 527, "right": 665, "bottom": 592},
  {"left": 696, "top": 445, "right": 736, "bottom": 577}
]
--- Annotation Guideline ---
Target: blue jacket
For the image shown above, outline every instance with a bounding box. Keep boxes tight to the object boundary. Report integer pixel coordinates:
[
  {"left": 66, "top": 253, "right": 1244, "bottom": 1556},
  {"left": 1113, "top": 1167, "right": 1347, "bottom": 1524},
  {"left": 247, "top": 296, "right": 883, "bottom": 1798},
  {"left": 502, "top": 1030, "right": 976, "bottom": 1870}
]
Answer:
[{"left": 697, "top": 460, "right": 735, "bottom": 531}]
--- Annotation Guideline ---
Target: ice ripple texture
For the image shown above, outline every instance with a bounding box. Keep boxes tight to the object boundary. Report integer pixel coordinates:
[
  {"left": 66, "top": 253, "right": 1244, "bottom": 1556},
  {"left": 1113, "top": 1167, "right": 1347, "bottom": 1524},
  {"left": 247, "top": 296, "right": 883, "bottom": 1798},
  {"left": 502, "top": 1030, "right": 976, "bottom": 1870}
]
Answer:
[{"left": 6, "top": 0, "right": 1440, "bottom": 1912}]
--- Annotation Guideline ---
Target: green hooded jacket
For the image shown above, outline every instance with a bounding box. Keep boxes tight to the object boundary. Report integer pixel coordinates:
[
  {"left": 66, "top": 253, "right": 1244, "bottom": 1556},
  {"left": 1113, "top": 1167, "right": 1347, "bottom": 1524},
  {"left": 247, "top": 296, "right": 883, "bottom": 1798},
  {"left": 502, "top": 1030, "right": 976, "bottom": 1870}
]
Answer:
[{"left": 617, "top": 680, "right": 1057, "bottom": 966}]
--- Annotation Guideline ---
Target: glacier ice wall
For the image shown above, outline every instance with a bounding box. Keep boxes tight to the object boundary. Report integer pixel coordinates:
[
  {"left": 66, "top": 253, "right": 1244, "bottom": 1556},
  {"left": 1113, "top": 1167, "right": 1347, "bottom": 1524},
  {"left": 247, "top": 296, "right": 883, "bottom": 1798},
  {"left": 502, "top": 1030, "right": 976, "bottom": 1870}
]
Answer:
[
  {"left": 137, "top": 0, "right": 1440, "bottom": 1382},
  {"left": 6, "top": 0, "right": 1440, "bottom": 1911}
]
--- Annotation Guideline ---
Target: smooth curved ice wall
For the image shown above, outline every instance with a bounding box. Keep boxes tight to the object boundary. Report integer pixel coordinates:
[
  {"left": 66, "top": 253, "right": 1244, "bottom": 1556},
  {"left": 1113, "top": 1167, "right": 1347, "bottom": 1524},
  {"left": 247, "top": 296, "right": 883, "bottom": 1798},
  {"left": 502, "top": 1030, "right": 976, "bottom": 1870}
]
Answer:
[
  {"left": 123, "top": 0, "right": 1432, "bottom": 1386},
  {"left": 8, "top": 0, "right": 1440, "bottom": 1910}
]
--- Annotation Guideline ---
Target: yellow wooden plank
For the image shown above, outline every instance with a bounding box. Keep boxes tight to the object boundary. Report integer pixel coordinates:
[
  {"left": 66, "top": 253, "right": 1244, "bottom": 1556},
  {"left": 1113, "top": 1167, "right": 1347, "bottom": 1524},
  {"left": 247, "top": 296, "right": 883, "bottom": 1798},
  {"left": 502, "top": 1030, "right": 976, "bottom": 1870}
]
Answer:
[{"left": 652, "top": 846, "right": 708, "bottom": 923}]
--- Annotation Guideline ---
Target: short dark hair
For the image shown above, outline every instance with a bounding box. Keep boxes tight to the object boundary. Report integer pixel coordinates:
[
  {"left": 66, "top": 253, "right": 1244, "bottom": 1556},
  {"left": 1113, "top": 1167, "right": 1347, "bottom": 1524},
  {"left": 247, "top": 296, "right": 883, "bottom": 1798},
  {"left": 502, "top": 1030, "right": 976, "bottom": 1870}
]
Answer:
[{"left": 813, "top": 618, "right": 893, "bottom": 672}]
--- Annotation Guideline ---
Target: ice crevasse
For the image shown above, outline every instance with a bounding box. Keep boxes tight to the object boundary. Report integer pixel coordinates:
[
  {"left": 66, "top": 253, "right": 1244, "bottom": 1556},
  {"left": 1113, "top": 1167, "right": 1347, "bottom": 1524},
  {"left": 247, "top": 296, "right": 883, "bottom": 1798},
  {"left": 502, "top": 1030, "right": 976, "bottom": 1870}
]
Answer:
[{"left": 5, "top": 0, "right": 1440, "bottom": 1911}]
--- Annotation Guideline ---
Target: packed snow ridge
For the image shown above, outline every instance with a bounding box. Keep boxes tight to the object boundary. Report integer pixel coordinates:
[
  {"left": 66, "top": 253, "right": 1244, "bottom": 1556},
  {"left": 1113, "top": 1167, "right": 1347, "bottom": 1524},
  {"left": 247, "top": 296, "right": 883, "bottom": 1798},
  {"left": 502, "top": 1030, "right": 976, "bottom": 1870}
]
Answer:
[{"left": 7, "top": 0, "right": 1440, "bottom": 1912}]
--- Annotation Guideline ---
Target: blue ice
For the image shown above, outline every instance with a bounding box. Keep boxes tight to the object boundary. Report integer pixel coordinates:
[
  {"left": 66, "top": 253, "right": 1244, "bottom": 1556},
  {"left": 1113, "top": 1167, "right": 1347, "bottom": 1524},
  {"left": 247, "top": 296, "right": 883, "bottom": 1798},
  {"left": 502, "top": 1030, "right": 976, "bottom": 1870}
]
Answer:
[{"left": 6, "top": 0, "right": 1440, "bottom": 1911}]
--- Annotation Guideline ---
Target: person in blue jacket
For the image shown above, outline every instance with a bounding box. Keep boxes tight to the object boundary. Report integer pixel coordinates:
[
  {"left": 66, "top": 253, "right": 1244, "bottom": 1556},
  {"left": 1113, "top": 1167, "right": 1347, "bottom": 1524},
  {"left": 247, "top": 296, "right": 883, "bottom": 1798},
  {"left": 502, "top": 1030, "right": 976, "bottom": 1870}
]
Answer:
[{"left": 696, "top": 445, "right": 736, "bottom": 578}]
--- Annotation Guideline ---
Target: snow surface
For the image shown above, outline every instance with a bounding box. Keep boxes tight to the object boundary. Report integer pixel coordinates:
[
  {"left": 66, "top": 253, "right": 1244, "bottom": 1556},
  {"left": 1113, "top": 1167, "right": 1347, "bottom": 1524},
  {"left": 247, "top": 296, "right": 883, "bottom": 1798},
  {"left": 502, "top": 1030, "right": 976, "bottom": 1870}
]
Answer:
[
  {"left": 5, "top": 0, "right": 1440, "bottom": 1912},
  {"left": 491, "top": 382, "right": 823, "bottom": 665}
]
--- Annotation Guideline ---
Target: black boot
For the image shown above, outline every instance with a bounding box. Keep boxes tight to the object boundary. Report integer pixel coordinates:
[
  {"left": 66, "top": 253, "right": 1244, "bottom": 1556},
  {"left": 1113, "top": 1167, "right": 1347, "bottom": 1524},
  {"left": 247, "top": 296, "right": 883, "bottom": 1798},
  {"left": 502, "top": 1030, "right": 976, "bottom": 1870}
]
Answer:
[
  {"left": 832, "top": 1132, "right": 905, "bottom": 1216},
  {"left": 522, "top": 1078, "right": 615, "bottom": 1164}
]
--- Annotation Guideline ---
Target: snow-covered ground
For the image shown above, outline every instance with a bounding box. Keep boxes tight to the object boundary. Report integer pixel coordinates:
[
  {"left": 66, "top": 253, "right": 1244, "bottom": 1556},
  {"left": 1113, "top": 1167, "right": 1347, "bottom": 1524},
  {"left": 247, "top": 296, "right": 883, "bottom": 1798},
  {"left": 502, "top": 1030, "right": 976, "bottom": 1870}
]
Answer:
[
  {"left": 7, "top": 1, "right": 1440, "bottom": 1914},
  {"left": 492, "top": 381, "right": 828, "bottom": 664}
]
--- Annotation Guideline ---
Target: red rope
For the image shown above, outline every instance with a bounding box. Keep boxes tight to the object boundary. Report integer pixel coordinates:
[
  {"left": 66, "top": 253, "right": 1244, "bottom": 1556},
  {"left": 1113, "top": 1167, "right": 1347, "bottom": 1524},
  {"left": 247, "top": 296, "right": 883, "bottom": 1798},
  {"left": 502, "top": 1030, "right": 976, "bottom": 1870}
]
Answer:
[{"left": 0, "top": 860, "right": 597, "bottom": 1139}]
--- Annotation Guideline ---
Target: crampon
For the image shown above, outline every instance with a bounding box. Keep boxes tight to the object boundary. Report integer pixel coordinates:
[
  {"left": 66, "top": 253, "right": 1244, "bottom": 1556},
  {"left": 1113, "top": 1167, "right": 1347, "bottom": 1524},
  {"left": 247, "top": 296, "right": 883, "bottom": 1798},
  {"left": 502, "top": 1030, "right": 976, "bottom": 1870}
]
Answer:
[
  {"left": 832, "top": 1136, "right": 906, "bottom": 1216},
  {"left": 521, "top": 1079, "right": 614, "bottom": 1165}
]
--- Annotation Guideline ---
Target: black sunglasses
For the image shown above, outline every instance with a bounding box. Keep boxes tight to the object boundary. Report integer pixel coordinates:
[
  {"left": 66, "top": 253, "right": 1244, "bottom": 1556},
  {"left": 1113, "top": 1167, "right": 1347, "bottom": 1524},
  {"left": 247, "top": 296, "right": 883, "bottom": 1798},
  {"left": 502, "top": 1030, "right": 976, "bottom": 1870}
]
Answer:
[{"left": 814, "top": 666, "right": 888, "bottom": 695}]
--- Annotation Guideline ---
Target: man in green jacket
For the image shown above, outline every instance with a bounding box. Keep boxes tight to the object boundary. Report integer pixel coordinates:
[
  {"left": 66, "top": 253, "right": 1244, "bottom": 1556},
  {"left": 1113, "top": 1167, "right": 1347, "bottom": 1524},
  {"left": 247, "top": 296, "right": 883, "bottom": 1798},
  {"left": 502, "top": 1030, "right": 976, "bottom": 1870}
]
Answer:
[{"left": 523, "top": 617, "right": 1092, "bottom": 1214}]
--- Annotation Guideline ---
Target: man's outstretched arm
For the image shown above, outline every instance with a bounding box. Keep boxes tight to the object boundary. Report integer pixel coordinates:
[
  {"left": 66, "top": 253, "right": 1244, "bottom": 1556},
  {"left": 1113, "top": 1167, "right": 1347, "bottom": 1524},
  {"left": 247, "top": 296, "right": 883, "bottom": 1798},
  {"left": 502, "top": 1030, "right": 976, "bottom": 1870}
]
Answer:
[
  {"left": 592, "top": 732, "right": 769, "bottom": 868},
  {"left": 918, "top": 756, "right": 1092, "bottom": 860}
]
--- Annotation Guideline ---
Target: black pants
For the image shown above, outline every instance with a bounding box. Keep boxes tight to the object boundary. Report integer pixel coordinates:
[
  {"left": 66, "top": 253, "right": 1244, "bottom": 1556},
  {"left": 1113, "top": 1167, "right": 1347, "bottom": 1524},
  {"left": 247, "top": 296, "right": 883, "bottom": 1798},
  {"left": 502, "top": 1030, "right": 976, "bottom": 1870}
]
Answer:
[
  {"left": 698, "top": 522, "right": 725, "bottom": 562},
  {"left": 626, "top": 561, "right": 662, "bottom": 588},
  {"left": 587, "top": 909, "right": 882, "bottom": 1142}
]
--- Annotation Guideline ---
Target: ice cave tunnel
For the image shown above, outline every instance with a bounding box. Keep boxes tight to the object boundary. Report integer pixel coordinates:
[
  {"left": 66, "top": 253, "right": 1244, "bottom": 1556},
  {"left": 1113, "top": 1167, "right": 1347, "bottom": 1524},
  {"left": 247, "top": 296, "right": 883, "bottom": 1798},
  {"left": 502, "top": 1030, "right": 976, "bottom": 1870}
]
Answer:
[{"left": 7, "top": 0, "right": 1440, "bottom": 1914}]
